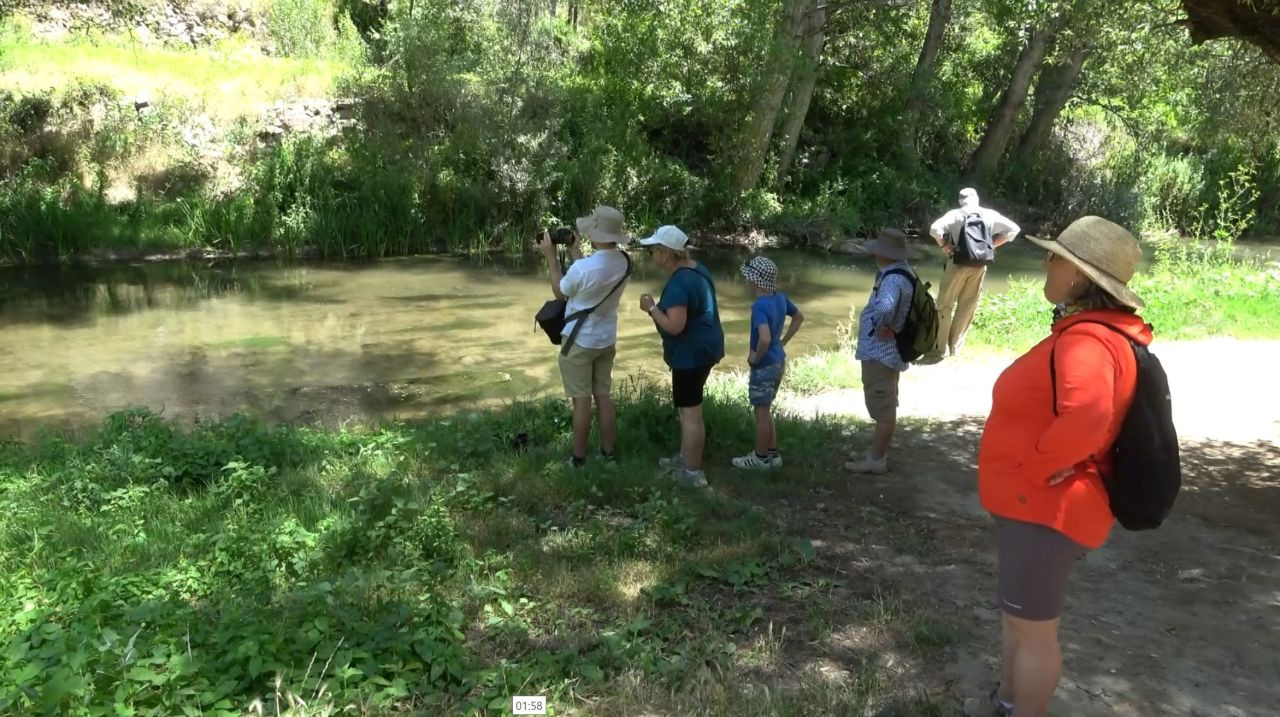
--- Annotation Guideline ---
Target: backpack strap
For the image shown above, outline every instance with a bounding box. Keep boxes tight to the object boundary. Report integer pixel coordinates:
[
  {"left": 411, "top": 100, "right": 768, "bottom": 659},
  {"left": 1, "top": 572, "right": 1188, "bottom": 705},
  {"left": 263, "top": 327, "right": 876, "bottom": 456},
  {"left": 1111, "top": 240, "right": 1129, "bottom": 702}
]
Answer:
[
  {"left": 1049, "top": 319, "right": 1138, "bottom": 416},
  {"left": 673, "top": 264, "right": 720, "bottom": 315},
  {"left": 560, "top": 251, "right": 632, "bottom": 356}
]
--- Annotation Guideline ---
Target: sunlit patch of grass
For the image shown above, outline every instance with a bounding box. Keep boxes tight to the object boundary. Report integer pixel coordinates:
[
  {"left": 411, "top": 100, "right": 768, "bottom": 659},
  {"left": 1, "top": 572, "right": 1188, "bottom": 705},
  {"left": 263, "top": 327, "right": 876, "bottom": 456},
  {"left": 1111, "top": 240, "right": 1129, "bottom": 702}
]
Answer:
[
  {"left": 0, "top": 33, "right": 349, "bottom": 124},
  {"left": 612, "top": 559, "right": 660, "bottom": 604},
  {"left": 971, "top": 251, "right": 1280, "bottom": 351},
  {"left": 210, "top": 335, "right": 289, "bottom": 349}
]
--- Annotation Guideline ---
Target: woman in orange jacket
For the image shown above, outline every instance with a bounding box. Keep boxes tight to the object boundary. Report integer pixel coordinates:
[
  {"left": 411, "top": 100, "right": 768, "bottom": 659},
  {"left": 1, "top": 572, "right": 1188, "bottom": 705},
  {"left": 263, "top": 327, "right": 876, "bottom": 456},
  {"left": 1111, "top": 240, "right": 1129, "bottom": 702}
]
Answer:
[{"left": 976, "top": 216, "right": 1152, "bottom": 717}]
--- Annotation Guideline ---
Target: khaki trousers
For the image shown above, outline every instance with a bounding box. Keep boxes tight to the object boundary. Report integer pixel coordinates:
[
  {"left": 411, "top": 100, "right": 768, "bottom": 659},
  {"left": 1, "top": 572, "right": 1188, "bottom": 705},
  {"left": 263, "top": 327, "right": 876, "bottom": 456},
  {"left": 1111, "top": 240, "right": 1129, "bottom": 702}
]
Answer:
[{"left": 935, "top": 261, "right": 987, "bottom": 356}]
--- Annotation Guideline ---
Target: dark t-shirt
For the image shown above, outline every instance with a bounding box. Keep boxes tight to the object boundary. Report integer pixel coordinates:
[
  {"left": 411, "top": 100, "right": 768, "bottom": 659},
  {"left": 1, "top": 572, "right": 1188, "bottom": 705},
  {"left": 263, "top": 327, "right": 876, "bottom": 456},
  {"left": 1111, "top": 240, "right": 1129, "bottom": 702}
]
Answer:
[{"left": 657, "top": 263, "right": 726, "bottom": 370}]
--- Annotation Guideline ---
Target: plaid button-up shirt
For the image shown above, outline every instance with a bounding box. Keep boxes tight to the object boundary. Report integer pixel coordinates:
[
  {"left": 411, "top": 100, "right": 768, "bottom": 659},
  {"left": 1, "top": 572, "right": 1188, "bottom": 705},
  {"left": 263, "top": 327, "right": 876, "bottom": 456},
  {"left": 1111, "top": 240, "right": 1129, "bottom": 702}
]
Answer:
[{"left": 854, "top": 261, "right": 913, "bottom": 372}]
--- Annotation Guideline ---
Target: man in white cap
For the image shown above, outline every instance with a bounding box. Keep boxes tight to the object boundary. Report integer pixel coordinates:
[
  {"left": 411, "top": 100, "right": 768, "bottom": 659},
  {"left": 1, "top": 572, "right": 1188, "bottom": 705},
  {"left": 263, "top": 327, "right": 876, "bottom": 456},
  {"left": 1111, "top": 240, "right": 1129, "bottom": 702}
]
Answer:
[
  {"left": 927, "top": 188, "right": 1020, "bottom": 361},
  {"left": 540, "top": 206, "right": 631, "bottom": 468}
]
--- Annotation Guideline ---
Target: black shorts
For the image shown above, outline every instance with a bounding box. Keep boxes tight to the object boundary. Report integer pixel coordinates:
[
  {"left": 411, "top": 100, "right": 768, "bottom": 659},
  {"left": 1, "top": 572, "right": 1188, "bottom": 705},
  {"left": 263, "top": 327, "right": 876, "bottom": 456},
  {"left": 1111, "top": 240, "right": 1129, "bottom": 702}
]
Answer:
[
  {"left": 671, "top": 365, "right": 714, "bottom": 409},
  {"left": 995, "top": 517, "right": 1089, "bottom": 621}
]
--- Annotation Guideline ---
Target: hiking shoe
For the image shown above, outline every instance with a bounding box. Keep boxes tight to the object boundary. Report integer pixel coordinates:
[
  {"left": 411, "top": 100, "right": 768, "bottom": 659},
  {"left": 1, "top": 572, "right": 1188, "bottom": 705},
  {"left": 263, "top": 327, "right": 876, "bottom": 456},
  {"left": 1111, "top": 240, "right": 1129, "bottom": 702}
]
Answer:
[
  {"left": 990, "top": 684, "right": 1013, "bottom": 717},
  {"left": 658, "top": 453, "right": 685, "bottom": 470},
  {"left": 671, "top": 468, "right": 708, "bottom": 488},
  {"left": 843, "top": 456, "right": 889, "bottom": 474},
  {"left": 732, "top": 452, "right": 777, "bottom": 471},
  {"left": 566, "top": 455, "right": 587, "bottom": 470}
]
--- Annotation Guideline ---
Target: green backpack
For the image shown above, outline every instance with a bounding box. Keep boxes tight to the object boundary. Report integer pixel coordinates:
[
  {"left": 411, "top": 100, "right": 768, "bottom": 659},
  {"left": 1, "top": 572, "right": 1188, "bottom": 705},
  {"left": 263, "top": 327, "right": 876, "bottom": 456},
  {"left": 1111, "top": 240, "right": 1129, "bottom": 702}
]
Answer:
[{"left": 882, "top": 268, "right": 939, "bottom": 363}]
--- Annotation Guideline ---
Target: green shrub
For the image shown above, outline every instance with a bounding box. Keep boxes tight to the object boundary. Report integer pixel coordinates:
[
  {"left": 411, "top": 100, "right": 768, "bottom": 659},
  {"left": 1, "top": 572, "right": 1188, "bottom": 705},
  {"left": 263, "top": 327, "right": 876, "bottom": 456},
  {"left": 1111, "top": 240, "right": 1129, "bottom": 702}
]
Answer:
[{"left": 267, "top": 0, "right": 364, "bottom": 62}]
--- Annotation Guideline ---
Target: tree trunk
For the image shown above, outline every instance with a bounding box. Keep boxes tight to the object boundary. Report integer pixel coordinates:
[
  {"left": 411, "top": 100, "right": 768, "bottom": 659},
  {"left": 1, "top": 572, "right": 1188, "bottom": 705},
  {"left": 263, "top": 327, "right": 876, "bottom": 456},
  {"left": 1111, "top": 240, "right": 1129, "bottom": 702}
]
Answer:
[
  {"left": 1015, "top": 42, "right": 1089, "bottom": 165},
  {"left": 734, "top": 0, "right": 810, "bottom": 196},
  {"left": 776, "top": 4, "right": 827, "bottom": 186},
  {"left": 900, "top": 0, "right": 952, "bottom": 168},
  {"left": 970, "top": 22, "right": 1057, "bottom": 181}
]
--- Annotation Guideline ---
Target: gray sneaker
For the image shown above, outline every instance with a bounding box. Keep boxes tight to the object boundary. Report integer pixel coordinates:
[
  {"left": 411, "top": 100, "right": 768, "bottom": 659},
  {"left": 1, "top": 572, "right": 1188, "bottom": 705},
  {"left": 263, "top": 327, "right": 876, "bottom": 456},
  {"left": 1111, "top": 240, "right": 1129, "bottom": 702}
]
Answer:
[
  {"left": 671, "top": 469, "right": 708, "bottom": 488},
  {"left": 658, "top": 453, "right": 685, "bottom": 470}
]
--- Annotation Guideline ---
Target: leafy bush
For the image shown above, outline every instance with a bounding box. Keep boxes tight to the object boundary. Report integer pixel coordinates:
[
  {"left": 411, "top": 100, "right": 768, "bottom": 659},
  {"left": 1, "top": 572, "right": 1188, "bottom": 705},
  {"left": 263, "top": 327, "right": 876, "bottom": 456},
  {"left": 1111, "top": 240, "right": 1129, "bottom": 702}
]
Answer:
[
  {"left": 0, "top": 377, "right": 869, "bottom": 714},
  {"left": 266, "top": 0, "right": 364, "bottom": 62}
]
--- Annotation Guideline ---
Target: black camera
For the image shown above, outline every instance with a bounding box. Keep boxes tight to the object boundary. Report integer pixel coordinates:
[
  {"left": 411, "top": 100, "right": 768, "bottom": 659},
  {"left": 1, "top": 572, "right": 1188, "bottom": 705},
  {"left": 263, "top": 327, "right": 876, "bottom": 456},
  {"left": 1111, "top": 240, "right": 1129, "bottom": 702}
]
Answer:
[{"left": 539, "top": 226, "right": 575, "bottom": 246}]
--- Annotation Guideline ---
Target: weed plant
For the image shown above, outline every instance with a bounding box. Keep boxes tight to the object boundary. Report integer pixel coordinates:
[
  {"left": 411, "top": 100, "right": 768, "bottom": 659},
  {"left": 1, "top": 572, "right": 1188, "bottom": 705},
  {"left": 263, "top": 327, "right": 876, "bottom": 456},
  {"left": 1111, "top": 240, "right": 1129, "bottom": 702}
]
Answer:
[{"left": 0, "top": 379, "right": 950, "bottom": 715}]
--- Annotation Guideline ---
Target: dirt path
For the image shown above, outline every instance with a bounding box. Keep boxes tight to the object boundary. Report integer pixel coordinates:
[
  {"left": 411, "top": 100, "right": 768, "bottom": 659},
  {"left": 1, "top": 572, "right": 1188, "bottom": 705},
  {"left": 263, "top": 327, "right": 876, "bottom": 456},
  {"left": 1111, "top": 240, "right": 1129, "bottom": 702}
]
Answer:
[{"left": 780, "top": 339, "right": 1280, "bottom": 716}]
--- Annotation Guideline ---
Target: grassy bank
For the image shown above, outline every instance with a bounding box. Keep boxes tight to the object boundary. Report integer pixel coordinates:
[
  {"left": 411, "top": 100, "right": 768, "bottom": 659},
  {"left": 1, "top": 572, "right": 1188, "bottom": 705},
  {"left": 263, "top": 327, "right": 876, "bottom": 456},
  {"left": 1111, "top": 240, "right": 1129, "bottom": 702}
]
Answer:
[
  {"left": 0, "top": 382, "right": 951, "bottom": 716},
  {"left": 971, "top": 242, "right": 1280, "bottom": 350},
  {"left": 0, "top": 33, "right": 348, "bottom": 124}
]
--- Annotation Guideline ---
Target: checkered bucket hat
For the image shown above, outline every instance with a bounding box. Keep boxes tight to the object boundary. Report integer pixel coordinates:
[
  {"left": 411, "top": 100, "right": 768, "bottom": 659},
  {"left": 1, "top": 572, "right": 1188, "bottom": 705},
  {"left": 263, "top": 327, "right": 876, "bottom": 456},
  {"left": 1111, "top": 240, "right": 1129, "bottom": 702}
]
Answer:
[{"left": 740, "top": 256, "right": 779, "bottom": 293}]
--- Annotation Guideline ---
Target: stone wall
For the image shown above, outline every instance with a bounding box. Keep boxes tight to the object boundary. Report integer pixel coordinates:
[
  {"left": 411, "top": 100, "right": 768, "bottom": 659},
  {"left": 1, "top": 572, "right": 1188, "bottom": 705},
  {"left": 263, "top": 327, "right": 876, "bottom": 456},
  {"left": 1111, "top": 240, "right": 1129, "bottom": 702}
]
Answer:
[{"left": 23, "top": 1, "right": 263, "bottom": 48}]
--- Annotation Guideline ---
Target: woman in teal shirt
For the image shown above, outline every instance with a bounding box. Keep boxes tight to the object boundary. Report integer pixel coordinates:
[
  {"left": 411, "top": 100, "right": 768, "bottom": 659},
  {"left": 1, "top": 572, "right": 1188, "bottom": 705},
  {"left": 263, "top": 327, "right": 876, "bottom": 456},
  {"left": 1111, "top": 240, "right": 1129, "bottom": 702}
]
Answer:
[{"left": 638, "top": 226, "right": 725, "bottom": 487}]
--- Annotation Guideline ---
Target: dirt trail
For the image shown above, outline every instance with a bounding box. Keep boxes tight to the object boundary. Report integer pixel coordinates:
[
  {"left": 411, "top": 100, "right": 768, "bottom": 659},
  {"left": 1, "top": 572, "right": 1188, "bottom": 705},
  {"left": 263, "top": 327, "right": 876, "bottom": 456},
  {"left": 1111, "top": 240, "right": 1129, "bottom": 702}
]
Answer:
[{"left": 781, "top": 339, "right": 1280, "bottom": 716}]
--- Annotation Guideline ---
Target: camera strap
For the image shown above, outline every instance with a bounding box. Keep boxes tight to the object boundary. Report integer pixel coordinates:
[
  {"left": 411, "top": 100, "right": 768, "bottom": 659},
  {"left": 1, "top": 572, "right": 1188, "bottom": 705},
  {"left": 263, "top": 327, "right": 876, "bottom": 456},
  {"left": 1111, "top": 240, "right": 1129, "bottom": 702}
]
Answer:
[{"left": 560, "top": 251, "right": 632, "bottom": 356}]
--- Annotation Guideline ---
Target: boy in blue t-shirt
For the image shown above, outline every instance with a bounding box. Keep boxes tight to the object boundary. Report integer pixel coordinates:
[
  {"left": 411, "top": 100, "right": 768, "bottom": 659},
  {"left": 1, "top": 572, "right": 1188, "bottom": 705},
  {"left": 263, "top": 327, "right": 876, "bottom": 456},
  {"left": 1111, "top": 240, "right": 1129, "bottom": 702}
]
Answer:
[{"left": 734, "top": 256, "right": 805, "bottom": 470}]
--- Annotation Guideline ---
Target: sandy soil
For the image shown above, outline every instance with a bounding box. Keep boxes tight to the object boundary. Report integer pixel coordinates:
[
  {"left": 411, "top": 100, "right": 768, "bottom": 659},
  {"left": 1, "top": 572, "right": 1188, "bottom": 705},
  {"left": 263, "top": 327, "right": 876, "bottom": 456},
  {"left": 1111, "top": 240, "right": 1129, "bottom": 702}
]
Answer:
[{"left": 778, "top": 338, "right": 1280, "bottom": 716}]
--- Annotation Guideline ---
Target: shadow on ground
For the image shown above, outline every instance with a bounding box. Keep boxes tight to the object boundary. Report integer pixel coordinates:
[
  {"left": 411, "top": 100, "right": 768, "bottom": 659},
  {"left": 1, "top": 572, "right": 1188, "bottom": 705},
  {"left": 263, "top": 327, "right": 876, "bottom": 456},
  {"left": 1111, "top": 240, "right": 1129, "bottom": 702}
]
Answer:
[{"left": 732, "top": 416, "right": 1280, "bottom": 716}]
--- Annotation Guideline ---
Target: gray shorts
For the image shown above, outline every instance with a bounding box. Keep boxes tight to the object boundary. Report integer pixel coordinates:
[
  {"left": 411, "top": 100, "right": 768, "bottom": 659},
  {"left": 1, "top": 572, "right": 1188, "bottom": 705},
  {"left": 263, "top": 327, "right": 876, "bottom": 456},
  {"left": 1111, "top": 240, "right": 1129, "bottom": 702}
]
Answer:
[
  {"left": 749, "top": 361, "right": 785, "bottom": 406},
  {"left": 995, "top": 517, "right": 1089, "bottom": 621}
]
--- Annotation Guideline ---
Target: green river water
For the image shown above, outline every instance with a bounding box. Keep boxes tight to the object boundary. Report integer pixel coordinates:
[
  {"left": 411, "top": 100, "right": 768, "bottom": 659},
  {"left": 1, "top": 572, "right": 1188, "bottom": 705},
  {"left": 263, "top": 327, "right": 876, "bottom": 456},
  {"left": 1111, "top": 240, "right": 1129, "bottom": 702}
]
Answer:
[{"left": 0, "top": 242, "right": 1105, "bottom": 438}]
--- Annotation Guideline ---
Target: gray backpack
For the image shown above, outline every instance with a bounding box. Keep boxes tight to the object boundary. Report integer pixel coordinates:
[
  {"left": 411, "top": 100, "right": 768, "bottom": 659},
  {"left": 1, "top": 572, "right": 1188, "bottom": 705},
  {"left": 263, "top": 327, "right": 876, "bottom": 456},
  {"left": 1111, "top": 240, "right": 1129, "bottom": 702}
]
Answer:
[{"left": 954, "top": 211, "right": 995, "bottom": 266}]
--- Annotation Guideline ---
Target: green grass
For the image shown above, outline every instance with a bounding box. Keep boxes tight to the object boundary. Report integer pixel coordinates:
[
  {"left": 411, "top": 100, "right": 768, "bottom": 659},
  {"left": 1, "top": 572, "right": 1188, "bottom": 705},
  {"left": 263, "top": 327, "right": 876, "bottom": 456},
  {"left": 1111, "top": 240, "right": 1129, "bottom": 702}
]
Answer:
[
  {"left": 0, "top": 381, "right": 944, "bottom": 715},
  {"left": 0, "top": 32, "right": 349, "bottom": 124},
  {"left": 210, "top": 335, "right": 290, "bottom": 350},
  {"left": 971, "top": 247, "right": 1280, "bottom": 351},
  {"left": 713, "top": 350, "right": 862, "bottom": 401}
]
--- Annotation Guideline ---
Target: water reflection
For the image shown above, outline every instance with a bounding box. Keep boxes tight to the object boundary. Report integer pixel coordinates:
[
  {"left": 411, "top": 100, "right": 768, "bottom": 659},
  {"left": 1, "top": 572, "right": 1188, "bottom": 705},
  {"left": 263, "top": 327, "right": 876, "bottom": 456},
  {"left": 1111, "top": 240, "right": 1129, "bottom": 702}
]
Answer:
[{"left": 0, "top": 244, "right": 1055, "bottom": 436}]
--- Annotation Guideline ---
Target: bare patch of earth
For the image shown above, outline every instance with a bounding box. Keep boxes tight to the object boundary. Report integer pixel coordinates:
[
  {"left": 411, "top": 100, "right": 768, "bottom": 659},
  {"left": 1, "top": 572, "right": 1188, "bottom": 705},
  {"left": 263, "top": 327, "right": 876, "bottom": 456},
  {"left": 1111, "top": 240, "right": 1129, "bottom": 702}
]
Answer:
[{"left": 770, "top": 339, "right": 1280, "bottom": 715}]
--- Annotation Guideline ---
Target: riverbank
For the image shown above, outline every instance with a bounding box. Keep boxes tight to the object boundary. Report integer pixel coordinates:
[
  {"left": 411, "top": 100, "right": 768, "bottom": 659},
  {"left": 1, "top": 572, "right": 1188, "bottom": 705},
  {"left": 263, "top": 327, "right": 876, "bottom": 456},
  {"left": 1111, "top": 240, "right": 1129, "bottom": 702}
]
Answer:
[{"left": 3, "top": 339, "right": 1277, "bottom": 715}]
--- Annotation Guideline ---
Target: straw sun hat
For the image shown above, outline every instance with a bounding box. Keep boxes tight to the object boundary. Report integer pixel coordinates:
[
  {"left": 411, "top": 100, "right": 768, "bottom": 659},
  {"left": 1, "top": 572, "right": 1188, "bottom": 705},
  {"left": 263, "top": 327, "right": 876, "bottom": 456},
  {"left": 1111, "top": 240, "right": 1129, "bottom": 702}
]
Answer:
[{"left": 1027, "top": 216, "right": 1145, "bottom": 309}]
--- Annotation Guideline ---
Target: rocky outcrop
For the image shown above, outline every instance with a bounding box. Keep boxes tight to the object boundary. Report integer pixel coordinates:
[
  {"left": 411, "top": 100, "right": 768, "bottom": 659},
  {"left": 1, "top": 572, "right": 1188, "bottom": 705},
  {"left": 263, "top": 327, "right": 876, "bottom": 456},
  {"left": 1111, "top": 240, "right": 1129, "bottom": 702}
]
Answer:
[
  {"left": 257, "top": 98, "right": 359, "bottom": 141},
  {"left": 24, "top": 1, "right": 262, "bottom": 48}
]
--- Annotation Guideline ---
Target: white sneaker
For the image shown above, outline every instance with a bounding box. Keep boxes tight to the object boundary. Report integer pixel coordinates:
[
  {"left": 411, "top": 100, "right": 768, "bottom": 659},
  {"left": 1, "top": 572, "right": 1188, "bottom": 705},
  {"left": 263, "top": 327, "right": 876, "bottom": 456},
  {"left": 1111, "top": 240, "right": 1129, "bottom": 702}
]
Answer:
[
  {"left": 732, "top": 452, "right": 776, "bottom": 470},
  {"left": 769, "top": 452, "right": 783, "bottom": 468},
  {"left": 844, "top": 455, "right": 889, "bottom": 474}
]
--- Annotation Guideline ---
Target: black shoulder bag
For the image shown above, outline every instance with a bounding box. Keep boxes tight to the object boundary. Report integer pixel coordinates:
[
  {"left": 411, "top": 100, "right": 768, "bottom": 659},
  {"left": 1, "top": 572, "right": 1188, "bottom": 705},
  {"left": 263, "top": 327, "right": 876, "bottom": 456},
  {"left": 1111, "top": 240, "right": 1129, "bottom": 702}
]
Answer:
[{"left": 535, "top": 252, "right": 632, "bottom": 355}]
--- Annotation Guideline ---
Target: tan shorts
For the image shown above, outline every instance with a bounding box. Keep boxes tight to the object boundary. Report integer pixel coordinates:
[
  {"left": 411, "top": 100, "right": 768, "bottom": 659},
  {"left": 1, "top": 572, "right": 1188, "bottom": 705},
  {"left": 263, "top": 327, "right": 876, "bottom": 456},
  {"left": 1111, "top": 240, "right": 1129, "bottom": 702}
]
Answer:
[
  {"left": 558, "top": 344, "right": 616, "bottom": 398},
  {"left": 861, "top": 360, "right": 900, "bottom": 422}
]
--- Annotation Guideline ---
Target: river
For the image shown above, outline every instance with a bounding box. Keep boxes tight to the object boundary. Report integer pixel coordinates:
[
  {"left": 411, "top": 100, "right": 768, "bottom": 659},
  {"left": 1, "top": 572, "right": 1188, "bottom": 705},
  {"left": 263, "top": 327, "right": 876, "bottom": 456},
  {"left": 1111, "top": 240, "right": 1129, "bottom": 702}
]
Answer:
[{"left": 0, "top": 241, "right": 1199, "bottom": 437}]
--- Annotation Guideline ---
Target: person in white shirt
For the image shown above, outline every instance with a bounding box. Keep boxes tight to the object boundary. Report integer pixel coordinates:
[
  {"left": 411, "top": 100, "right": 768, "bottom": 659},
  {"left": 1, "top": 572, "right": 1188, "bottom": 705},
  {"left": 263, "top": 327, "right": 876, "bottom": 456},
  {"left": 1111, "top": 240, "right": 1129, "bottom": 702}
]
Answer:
[
  {"left": 926, "top": 188, "right": 1021, "bottom": 361},
  {"left": 539, "top": 205, "right": 631, "bottom": 468}
]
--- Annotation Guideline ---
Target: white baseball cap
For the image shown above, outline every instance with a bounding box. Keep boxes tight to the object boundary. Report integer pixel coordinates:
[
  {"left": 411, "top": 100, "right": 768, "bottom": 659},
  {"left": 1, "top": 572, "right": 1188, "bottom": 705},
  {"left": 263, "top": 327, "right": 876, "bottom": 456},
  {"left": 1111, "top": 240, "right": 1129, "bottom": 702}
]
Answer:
[{"left": 638, "top": 225, "right": 691, "bottom": 252}]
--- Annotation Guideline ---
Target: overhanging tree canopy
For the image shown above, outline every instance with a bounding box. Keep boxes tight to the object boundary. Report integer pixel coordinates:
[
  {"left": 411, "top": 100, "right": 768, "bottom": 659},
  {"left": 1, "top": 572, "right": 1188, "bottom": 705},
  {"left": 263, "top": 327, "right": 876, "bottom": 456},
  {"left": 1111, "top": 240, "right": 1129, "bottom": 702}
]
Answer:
[{"left": 1183, "top": 0, "right": 1280, "bottom": 62}]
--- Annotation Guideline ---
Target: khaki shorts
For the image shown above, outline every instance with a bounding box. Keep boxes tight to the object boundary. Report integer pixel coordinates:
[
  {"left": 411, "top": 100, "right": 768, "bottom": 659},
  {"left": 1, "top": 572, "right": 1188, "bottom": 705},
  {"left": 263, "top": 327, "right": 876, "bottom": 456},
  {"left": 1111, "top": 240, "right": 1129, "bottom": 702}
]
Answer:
[
  {"left": 558, "top": 344, "right": 616, "bottom": 398},
  {"left": 861, "top": 360, "right": 900, "bottom": 422}
]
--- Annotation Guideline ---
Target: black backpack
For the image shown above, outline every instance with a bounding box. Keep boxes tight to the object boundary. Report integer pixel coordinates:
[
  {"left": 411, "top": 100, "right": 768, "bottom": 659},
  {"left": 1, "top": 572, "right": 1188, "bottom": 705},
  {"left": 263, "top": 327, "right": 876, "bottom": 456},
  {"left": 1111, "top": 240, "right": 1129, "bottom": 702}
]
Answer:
[
  {"left": 535, "top": 252, "right": 631, "bottom": 355},
  {"left": 1050, "top": 321, "right": 1181, "bottom": 530},
  {"left": 954, "top": 211, "right": 995, "bottom": 266},
  {"left": 881, "top": 268, "right": 939, "bottom": 363}
]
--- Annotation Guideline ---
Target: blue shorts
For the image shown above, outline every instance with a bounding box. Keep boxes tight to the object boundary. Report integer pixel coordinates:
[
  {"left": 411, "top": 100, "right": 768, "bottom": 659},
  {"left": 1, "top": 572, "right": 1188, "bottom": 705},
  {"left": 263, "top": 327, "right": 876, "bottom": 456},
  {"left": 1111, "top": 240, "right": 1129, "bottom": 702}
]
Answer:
[{"left": 748, "top": 361, "right": 785, "bottom": 406}]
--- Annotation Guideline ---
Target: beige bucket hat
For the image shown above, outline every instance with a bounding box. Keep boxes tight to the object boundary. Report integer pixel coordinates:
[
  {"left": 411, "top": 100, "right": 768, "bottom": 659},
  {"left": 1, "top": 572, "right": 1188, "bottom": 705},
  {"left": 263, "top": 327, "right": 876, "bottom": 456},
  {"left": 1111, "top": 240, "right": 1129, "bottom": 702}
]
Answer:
[
  {"left": 575, "top": 205, "right": 630, "bottom": 245},
  {"left": 863, "top": 228, "right": 910, "bottom": 261},
  {"left": 1027, "top": 216, "right": 1145, "bottom": 309}
]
